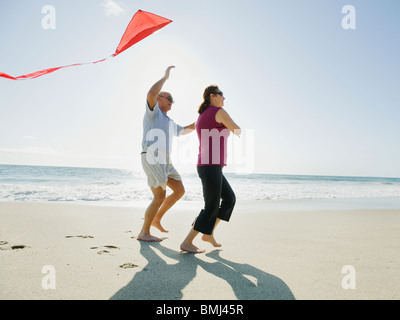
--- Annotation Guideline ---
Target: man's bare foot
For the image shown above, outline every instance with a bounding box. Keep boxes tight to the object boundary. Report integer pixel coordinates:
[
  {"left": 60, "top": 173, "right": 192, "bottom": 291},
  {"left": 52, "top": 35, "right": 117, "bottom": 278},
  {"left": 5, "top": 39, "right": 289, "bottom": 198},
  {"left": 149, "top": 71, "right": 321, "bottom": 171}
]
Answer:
[
  {"left": 137, "top": 232, "right": 162, "bottom": 242},
  {"left": 151, "top": 221, "right": 169, "bottom": 233},
  {"left": 202, "top": 234, "right": 222, "bottom": 247},
  {"left": 180, "top": 242, "right": 205, "bottom": 254}
]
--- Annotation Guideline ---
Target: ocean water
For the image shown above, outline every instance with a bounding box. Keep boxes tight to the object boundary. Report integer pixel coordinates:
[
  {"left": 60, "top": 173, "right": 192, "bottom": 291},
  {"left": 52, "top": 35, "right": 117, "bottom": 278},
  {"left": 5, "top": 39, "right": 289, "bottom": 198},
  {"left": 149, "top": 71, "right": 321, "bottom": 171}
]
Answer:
[{"left": 1, "top": 164, "right": 400, "bottom": 208}]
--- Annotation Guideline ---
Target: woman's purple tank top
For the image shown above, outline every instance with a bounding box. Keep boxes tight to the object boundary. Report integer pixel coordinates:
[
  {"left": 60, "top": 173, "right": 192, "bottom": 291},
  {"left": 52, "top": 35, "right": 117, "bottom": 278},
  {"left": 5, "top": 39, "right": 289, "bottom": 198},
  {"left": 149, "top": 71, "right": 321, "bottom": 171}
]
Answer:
[{"left": 196, "top": 105, "right": 230, "bottom": 166}]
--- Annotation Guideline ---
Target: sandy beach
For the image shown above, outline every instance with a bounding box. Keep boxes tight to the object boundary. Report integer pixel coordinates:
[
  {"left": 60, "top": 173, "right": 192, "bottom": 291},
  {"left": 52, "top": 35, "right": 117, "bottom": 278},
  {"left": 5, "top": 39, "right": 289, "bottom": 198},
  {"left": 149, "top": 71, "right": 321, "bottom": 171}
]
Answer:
[{"left": 1, "top": 200, "right": 399, "bottom": 300}]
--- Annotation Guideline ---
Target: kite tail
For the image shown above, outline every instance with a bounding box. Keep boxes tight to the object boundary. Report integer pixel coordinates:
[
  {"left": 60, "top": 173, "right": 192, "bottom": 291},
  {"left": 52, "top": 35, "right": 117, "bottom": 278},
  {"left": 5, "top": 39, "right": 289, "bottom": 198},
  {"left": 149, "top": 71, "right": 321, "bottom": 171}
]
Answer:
[{"left": 0, "top": 55, "right": 116, "bottom": 81}]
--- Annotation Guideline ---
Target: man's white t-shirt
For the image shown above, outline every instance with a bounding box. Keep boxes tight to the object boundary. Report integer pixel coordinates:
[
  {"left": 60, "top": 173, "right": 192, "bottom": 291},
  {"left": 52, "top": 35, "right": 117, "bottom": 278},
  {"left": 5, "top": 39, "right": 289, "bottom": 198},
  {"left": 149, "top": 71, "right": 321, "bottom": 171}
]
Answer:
[{"left": 141, "top": 101, "right": 184, "bottom": 162}]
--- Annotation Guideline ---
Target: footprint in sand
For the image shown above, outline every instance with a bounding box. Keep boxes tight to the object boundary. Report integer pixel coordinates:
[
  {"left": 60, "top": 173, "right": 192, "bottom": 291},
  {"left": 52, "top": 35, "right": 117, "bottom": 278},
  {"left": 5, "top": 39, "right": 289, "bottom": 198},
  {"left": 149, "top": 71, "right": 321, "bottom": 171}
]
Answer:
[
  {"left": 65, "top": 235, "right": 94, "bottom": 239},
  {"left": 0, "top": 242, "right": 29, "bottom": 250},
  {"left": 119, "top": 262, "right": 139, "bottom": 269},
  {"left": 90, "top": 245, "right": 120, "bottom": 255},
  {"left": 96, "top": 250, "right": 110, "bottom": 255},
  {"left": 125, "top": 231, "right": 136, "bottom": 239},
  {"left": 11, "top": 245, "right": 28, "bottom": 250}
]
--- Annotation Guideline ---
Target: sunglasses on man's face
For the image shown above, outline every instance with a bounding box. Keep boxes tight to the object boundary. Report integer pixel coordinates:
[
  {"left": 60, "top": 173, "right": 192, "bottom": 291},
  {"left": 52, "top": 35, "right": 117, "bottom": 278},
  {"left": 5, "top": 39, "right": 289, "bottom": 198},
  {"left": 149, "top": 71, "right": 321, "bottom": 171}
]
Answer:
[
  {"left": 160, "top": 95, "right": 174, "bottom": 103},
  {"left": 215, "top": 91, "right": 224, "bottom": 97}
]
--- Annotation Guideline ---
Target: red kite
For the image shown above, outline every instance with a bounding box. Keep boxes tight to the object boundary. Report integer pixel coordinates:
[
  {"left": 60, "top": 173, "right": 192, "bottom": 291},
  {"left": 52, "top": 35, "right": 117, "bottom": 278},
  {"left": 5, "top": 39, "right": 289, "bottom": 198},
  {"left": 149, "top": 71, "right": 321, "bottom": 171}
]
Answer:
[{"left": 0, "top": 10, "right": 172, "bottom": 80}]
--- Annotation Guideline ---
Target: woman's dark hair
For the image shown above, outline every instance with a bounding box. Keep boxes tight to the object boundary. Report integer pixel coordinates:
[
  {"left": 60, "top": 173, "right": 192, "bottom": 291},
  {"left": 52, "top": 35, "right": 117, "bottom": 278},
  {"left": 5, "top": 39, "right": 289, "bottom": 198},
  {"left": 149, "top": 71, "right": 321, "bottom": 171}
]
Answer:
[{"left": 198, "top": 85, "right": 220, "bottom": 114}]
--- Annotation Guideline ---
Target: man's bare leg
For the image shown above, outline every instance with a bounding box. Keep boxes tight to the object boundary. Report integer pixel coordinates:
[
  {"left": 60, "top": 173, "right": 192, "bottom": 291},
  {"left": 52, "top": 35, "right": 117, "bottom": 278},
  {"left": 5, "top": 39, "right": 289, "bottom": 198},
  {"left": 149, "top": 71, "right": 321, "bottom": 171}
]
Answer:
[
  {"left": 138, "top": 186, "right": 166, "bottom": 242},
  {"left": 180, "top": 227, "right": 205, "bottom": 253},
  {"left": 202, "top": 218, "right": 222, "bottom": 247},
  {"left": 152, "top": 178, "right": 185, "bottom": 233}
]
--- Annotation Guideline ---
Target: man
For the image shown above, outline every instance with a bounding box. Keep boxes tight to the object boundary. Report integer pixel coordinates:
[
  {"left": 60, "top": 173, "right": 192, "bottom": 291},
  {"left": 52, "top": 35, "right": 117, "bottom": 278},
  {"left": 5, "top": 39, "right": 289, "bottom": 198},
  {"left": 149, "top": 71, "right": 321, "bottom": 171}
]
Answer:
[{"left": 138, "top": 66, "right": 195, "bottom": 242}]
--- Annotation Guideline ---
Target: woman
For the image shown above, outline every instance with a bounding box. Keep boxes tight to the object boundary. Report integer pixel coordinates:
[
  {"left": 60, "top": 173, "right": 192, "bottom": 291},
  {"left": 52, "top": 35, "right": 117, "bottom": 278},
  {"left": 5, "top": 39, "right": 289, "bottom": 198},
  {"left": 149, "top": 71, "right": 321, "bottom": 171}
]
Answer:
[{"left": 180, "top": 85, "right": 241, "bottom": 253}]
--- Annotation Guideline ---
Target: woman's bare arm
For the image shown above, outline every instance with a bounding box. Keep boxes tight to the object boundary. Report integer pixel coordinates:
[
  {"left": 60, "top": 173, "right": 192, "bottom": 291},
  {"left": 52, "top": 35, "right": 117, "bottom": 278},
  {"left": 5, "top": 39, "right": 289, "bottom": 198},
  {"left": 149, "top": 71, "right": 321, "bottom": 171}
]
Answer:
[{"left": 215, "top": 108, "right": 242, "bottom": 136}]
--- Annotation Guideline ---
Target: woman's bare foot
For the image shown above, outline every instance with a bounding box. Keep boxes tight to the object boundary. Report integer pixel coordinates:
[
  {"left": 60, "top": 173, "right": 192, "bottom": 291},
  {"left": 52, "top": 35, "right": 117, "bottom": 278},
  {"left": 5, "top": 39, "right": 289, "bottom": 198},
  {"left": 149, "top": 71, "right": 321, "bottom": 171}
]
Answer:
[
  {"left": 202, "top": 234, "right": 221, "bottom": 247},
  {"left": 151, "top": 220, "right": 169, "bottom": 233},
  {"left": 180, "top": 242, "right": 205, "bottom": 254},
  {"left": 137, "top": 232, "right": 162, "bottom": 242}
]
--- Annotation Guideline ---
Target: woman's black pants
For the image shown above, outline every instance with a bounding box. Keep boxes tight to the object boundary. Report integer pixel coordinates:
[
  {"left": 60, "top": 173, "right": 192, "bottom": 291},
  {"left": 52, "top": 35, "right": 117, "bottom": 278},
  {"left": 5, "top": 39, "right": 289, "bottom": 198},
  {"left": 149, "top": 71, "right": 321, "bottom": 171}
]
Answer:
[{"left": 194, "top": 166, "right": 236, "bottom": 235}]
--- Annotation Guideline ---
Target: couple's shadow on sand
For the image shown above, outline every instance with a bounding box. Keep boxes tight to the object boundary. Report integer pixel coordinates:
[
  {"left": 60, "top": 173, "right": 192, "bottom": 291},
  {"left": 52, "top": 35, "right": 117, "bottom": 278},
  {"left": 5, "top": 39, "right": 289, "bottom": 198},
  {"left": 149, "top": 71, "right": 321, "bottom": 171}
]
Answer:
[{"left": 110, "top": 242, "right": 295, "bottom": 300}]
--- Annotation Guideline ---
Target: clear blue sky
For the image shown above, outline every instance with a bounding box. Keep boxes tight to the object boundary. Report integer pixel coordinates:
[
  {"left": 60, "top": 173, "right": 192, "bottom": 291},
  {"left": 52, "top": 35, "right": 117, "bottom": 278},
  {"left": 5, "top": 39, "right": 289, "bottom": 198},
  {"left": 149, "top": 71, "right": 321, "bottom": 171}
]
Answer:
[{"left": 1, "top": 0, "right": 399, "bottom": 177}]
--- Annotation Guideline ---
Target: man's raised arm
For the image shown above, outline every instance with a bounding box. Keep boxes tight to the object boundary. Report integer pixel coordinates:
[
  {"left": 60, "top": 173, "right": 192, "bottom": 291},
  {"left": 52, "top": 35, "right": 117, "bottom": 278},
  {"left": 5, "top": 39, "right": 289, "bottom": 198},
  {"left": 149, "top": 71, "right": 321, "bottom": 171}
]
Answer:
[{"left": 147, "top": 66, "right": 175, "bottom": 110}]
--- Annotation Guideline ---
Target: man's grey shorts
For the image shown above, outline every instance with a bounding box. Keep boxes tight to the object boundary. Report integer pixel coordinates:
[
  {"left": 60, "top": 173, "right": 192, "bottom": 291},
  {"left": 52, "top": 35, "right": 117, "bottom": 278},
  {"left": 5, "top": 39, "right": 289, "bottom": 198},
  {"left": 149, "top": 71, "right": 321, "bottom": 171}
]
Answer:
[{"left": 141, "top": 153, "right": 182, "bottom": 190}]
